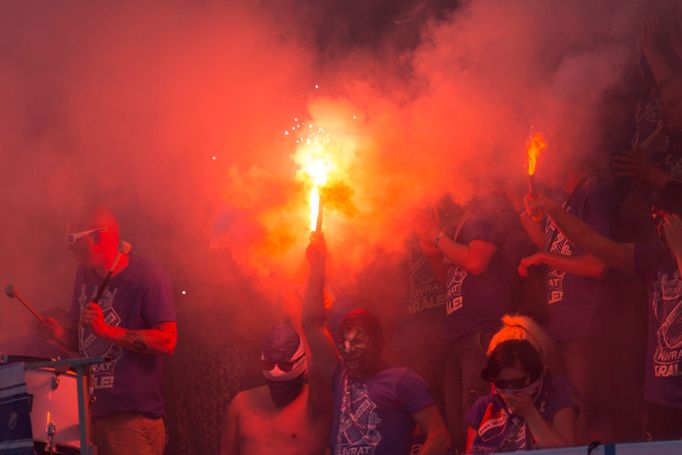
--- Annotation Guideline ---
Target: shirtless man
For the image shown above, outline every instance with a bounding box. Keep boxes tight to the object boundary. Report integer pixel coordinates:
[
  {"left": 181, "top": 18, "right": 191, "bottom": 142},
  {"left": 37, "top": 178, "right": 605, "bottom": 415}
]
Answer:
[{"left": 221, "top": 321, "right": 331, "bottom": 455}]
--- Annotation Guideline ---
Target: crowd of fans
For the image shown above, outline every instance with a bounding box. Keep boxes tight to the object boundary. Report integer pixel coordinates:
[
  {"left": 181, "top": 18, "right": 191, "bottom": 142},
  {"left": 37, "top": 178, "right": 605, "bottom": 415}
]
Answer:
[{"left": 222, "top": 11, "right": 682, "bottom": 455}]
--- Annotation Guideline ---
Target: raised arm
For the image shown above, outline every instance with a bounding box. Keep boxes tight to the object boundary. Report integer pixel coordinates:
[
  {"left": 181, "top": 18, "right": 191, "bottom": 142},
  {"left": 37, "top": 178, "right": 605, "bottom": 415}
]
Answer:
[
  {"left": 527, "top": 193, "right": 634, "bottom": 275},
  {"left": 301, "top": 233, "right": 341, "bottom": 385}
]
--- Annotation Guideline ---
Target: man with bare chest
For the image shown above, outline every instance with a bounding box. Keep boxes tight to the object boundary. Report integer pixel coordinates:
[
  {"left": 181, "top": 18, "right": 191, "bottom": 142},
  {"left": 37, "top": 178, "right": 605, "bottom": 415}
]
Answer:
[{"left": 221, "top": 322, "right": 331, "bottom": 455}]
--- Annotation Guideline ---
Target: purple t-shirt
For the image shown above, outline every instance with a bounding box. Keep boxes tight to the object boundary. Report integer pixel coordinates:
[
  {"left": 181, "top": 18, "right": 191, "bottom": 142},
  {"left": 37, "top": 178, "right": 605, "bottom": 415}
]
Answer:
[
  {"left": 466, "top": 374, "right": 577, "bottom": 453},
  {"left": 634, "top": 243, "right": 682, "bottom": 408},
  {"left": 69, "top": 254, "right": 176, "bottom": 419},
  {"left": 544, "top": 176, "right": 614, "bottom": 340},
  {"left": 330, "top": 363, "right": 434, "bottom": 455},
  {"left": 445, "top": 195, "right": 515, "bottom": 341}
]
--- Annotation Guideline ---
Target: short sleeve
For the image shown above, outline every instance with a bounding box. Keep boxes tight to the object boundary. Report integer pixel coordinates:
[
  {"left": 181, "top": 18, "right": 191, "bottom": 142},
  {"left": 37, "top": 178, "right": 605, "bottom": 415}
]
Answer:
[
  {"left": 543, "top": 375, "right": 580, "bottom": 421},
  {"left": 396, "top": 369, "right": 434, "bottom": 415},
  {"left": 463, "top": 199, "right": 504, "bottom": 246},
  {"left": 581, "top": 183, "right": 614, "bottom": 237},
  {"left": 140, "top": 262, "right": 177, "bottom": 325},
  {"left": 465, "top": 395, "right": 492, "bottom": 428}
]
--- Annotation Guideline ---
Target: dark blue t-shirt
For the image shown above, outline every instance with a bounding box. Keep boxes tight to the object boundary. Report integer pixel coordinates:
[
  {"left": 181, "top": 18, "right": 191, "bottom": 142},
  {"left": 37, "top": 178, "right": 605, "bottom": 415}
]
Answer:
[
  {"left": 544, "top": 176, "right": 614, "bottom": 340},
  {"left": 634, "top": 243, "right": 682, "bottom": 409},
  {"left": 465, "top": 374, "right": 577, "bottom": 453},
  {"left": 444, "top": 195, "right": 515, "bottom": 341},
  {"left": 330, "top": 363, "right": 434, "bottom": 455},
  {"left": 69, "top": 254, "right": 176, "bottom": 419}
]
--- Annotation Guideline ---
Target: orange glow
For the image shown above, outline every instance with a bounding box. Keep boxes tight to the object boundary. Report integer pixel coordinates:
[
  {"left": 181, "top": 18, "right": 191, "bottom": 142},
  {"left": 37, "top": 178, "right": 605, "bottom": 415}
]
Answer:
[
  {"left": 291, "top": 122, "right": 334, "bottom": 232},
  {"left": 527, "top": 132, "right": 547, "bottom": 176}
]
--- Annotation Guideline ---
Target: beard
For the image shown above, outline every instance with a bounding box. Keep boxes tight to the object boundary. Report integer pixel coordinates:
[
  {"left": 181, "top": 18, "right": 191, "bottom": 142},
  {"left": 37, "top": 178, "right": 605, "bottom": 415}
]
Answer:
[{"left": 266, "top": 373, "right": 305, "bottom": 408}]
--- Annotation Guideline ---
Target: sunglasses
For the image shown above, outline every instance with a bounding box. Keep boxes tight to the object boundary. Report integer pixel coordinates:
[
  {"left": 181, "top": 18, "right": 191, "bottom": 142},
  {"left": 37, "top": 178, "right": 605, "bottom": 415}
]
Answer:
[
  {"left": 66, "top": 227, "right": 108, "bottom": 246},
  {"left": 491, "top": 376, "right": 532, "bottom": 390},
  {"left": 260, "top": 353, "right": 305, "bottom": 372}
]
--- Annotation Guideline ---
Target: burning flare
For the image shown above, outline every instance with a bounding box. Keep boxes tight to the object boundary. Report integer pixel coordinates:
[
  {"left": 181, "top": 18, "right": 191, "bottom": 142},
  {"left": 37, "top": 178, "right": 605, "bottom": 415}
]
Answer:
[
  {"left": 306, "top": 159, "right": 330, "bottom": 232},
  {"left": 290, "top": 121, "right": 334, "bottom": 232},
  {"left": 526, "top": 131, "right": 547, "bottom": 221},
  {"left": 527, "top": 132, "right": 547, "bottom": 179}
]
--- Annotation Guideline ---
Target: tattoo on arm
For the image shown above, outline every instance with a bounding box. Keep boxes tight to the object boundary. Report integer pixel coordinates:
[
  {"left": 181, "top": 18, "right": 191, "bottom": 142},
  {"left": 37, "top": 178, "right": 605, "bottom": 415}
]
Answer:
[{"left": 121, "top": 331, "right": 150, "bottom": 353}]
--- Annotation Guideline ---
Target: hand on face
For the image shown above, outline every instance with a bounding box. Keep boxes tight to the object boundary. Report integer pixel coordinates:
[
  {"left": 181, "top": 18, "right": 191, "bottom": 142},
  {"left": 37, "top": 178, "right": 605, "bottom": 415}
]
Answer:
[
  {"left": 81, "top": 303, "right": 111, "bottom": 338},
  {"left": 497, "top": 389, "right": 536, "bottom": 418}
]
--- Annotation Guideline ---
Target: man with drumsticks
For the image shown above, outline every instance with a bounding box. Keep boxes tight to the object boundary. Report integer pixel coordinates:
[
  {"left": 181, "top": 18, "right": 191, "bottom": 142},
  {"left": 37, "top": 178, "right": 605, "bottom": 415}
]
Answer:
[{"left": 44, "top": 207, "right": 177, "bottom": 455}]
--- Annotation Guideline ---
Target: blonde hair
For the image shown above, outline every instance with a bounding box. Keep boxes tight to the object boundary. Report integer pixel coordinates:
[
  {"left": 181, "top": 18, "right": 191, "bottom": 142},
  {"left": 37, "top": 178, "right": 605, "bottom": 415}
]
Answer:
[{"left": 487, "top": 315, "right": 556, "bottom": 362}]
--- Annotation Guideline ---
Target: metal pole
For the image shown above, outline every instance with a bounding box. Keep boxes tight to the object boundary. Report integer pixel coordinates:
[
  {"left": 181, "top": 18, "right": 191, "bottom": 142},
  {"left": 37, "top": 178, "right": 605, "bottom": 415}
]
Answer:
[{"left": 76, "top": 365, "right": 89, "bottom": 455}]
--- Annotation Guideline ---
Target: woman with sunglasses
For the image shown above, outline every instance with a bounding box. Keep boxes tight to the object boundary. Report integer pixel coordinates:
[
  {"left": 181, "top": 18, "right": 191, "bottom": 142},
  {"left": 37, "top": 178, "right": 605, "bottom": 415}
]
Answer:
[{"left": 465, "top": 339, "right": 579, "bottom": 453}]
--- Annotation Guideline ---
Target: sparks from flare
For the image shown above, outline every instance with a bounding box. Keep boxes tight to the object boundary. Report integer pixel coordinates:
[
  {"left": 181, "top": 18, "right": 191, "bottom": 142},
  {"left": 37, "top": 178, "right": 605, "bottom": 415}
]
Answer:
[{"left": 289, "top": 118, "right": 334, "bottom": 232}]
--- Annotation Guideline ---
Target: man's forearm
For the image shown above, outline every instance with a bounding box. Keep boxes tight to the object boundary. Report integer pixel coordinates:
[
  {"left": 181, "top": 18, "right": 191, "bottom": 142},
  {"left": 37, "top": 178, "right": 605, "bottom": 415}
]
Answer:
[
  {"left": 419, "top": 429, "right": 451, "bottom": 454},
  {"left": 539, "top": 253, "right": 607, "bottom": 278},
  {"left": 102, "top": 326, "right": 176, "bottom": 355},
  {"left": 302, "top": 263, "right": 326, "bottom": 327},
  {"left": 520, "top": 212, "right": 546, "bottom": 249},
  {"left": 547, "top": 208, "right": 634, "bottom": 274}
]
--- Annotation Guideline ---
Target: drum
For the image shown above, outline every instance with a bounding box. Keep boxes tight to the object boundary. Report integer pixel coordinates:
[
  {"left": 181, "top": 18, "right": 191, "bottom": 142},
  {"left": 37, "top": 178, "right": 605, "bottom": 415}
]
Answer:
[
  {"left": 25, "top": 366, "right": 86, "bottom": 452},
  {"left": 0, "top": 357, "right": 87, "bottom": 454}
]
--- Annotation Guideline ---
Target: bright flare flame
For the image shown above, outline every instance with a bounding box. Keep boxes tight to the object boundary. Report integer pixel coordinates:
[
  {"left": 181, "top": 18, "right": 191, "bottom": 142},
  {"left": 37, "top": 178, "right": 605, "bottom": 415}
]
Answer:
[
  {"left": 304, "top": 158, "right": 331, "bottom": 231},
  {"left": 290, "top": 120, "right": 334, "bottom": 232},
  {"left": 527, "top": 132, "right": 547, "bottom": 176}
]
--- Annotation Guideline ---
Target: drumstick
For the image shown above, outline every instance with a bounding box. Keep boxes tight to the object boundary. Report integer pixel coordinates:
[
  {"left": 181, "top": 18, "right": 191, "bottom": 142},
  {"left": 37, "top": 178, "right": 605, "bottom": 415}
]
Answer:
[
  {"left": 92, "top": 240, "right": 133, "bottom": 303},
  {"left": 4, "top": 283, "right": 47, "bottom": 325}
]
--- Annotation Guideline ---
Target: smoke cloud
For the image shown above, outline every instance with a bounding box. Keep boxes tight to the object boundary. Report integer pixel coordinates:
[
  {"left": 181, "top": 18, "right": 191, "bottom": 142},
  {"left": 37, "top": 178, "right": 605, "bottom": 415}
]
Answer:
[{"left": 0, "top": 0, "right": 661, "bottom": 416}]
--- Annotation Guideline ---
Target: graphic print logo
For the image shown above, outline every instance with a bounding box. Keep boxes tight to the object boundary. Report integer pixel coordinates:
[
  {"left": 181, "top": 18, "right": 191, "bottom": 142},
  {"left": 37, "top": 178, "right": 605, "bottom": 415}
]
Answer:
[
  {"left": 409, "top": 249, "right": 445, "bottom": 314},
  {"left": 78, "top": 284, "right": 123, "bottom": 388},
  {"left": 336, "top": 378, "right": 382, "bottom": 455},
  {"left": 652, "top": 270, "right": 682, "bottom": 377},
  {"left": 546, "top": 221, "right": 572, "bottom": 305},
  {"left": 446, "top": 267, "right": 467, "bottom": 314}
]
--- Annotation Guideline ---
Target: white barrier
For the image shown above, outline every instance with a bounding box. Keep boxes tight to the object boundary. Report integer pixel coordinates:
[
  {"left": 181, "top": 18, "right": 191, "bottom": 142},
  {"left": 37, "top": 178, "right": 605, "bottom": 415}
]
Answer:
[{"left": 499, "top": 440, "right": 682, "bottom": 455}]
